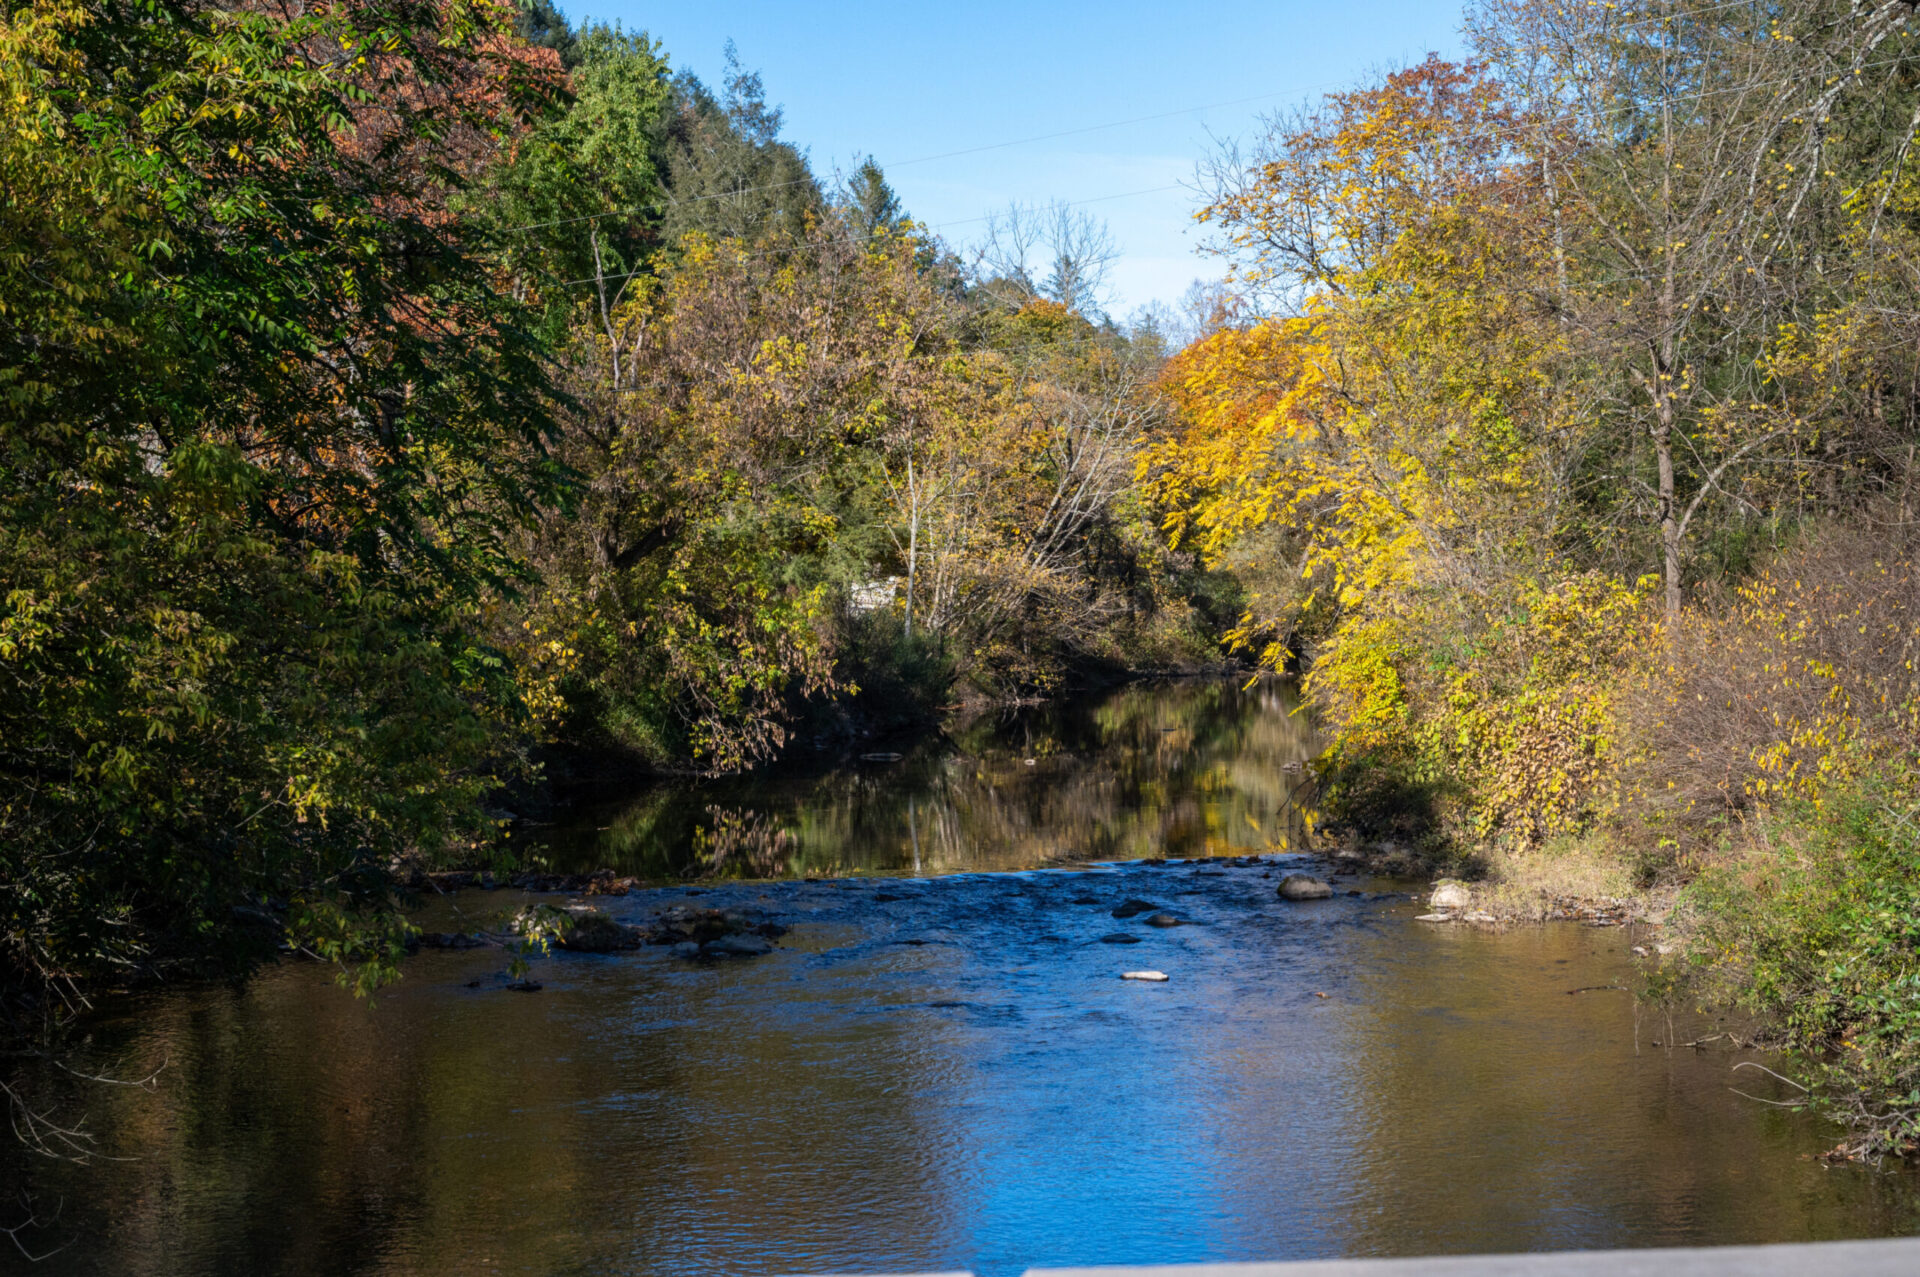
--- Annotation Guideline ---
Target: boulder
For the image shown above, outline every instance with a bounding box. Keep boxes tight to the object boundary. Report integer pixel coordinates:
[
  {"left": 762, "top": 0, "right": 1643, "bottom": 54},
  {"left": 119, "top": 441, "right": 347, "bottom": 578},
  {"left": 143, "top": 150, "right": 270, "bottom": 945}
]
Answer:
[
  {"left": 1430, "top": 881, "right": 1473, "bottom": 910},
  {"left": 1110, "top": 898, "right": 1160, "bottom": 919},
  {"left": 1277, "top": 873, "right": 1334, "bottom": 901}
]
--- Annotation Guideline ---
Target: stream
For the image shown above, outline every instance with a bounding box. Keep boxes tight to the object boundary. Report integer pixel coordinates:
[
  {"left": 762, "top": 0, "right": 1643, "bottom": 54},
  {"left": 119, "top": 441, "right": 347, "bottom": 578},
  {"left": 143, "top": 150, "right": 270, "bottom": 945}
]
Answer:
[{"left": 6, "top": 678, "right": 1918, "bottom": 1275}]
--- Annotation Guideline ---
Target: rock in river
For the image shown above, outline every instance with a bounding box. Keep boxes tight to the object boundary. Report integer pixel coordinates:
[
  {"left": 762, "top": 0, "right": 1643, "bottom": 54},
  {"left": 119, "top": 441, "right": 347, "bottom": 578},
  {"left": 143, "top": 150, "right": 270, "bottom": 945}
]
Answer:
[
  {"left": 1277, "top": 873, "right": 1334, "bottom": 901},
  {"left": 1430, "top": 881, "right": 1473, "bottom": 910},
  {"left": 1099, "top": 932, "right": 1143, "bottom": 944},
  {"left": 1110, "top": 898, "right": 1160, "bottom": 919},
  {"left": 705, "top": 933, "right": 774, "bottom": 958},
  {"left": 1120, "top": 970, "right": 1169, "bottom": 982},
  {"left": 558, "top": 910, "right": 645, "bottom": 953},
  {"left": 1144, "top": 913, "right": 1186, "bottom": 928}
]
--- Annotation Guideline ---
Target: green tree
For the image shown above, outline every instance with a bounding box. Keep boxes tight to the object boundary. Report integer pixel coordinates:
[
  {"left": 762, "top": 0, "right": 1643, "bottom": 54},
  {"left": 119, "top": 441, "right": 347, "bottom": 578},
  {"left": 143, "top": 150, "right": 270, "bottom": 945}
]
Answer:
[
  {"left": 0, "top": 0, "right": 565, "bottom": 1015},
  {"left": 657, "top": 43, "right": 824, "bottom": 244},
  {"left": 840, "top": 156, "right": 907, "bottom": 240},
  {"left": 470, "top": 19, "right": 674, "bottom": 328}
]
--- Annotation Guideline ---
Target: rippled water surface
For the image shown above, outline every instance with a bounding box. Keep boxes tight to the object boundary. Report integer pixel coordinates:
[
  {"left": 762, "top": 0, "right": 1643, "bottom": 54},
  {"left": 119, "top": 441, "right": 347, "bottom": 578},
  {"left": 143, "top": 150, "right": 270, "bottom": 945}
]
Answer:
[{"left": 9, "top": 680, "right": 1919, "bottom": 1275}]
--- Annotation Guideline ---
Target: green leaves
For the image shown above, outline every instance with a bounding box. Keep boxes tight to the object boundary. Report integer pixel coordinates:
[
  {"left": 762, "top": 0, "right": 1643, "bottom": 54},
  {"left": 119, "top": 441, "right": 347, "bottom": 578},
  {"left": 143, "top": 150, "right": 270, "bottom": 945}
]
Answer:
[{"left": 0, "top": 0, "right": 564, "bottom": 1010}]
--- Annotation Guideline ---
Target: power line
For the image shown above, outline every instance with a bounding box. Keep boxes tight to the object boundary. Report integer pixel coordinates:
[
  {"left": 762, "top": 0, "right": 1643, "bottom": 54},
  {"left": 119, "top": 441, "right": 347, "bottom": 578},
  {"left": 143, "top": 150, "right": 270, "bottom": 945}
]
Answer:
[
  {"left": 497, "top": 91, "right": 1339, "bottom": 238},
  {"left": 548, "top": 44, "right": 1920, "bottom": 294},
  {"left": 550, "top": 182, "right": 1191, "bottom": 290},
  {"left": 506, "top": 36, "right": 1920, "bottom": 247}
]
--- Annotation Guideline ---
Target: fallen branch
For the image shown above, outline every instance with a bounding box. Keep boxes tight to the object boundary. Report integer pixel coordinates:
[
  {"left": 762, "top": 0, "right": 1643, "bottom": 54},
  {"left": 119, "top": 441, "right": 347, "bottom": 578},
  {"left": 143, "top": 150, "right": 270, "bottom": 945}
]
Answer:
[
  {"left": 1734, "top": 1060, "right": 1811, "bottom": 1091},
  {"left": 2, "top": 1193, "right": 72, "bottom": 1264}
]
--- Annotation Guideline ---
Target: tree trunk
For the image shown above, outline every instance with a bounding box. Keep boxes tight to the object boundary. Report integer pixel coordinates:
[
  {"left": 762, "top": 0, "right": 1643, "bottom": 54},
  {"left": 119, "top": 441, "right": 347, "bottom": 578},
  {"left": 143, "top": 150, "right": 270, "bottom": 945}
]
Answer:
[
  {"left": 1654, "top": 388, "right": 1681, "bottom": 624},
  {"left": 904, "top": 453, "right": 919, "bottom": 640}
]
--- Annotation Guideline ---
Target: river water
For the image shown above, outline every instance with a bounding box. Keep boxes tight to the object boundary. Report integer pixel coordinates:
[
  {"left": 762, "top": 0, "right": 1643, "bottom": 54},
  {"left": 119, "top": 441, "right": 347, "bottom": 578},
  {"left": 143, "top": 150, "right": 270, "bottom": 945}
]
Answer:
[{"left": 7, "top": 679, "right": 1919, "bottom": 1275}]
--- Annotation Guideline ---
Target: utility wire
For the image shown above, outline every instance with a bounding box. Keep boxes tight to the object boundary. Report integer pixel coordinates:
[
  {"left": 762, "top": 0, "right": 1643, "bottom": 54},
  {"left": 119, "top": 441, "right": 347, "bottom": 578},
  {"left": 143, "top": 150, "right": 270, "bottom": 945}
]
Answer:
[
  {"left": 504, "top": 36, "right": 1920, "bottom": 246},
  {"left": 549, "top": 182, "right": 1188, "bottom": 290}
]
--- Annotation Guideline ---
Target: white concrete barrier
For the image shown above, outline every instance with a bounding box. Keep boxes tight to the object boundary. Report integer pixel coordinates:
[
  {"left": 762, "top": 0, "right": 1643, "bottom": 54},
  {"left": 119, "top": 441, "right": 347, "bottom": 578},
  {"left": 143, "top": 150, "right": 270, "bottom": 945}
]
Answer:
[{"left": 1025, "top": 1237, "right": 1920, "bottom": 1276}]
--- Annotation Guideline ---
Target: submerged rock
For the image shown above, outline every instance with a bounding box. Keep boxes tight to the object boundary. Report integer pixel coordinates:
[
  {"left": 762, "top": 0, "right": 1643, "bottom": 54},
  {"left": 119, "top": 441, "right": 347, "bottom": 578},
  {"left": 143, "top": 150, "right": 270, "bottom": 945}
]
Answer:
[
  {"left": 418, "top": 932, "right": 491, "bottom": 950},
  {"left": 1277, "top": 874, "right": 1334, "bottom": 901},
  {"left": 705, "top": 933, "right": 774, "bottom": 958},
  {"left": 1099, "top": 932, "right": 1143, "bottom": 944},
  {"left": 1110, "top": 898, "right": 1160, "bottom": 919},
  {"left": 1144, "top": 913, "right": 1186, "bottom": 928},
  {"left": 648, "top": 905, "right": 785, "bottom": 947}
]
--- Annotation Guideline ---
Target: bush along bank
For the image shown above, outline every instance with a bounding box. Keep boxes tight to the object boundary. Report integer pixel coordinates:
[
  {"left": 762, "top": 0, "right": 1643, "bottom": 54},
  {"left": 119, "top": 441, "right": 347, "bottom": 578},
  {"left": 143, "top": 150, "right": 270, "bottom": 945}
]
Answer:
[{"left": 1290, "top": 526, "right": 1920, "bottom": 1160}]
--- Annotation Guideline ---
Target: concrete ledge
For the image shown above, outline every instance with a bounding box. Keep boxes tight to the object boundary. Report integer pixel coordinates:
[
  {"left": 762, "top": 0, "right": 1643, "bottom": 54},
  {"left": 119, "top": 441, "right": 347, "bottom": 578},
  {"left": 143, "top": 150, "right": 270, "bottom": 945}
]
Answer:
[{"left": 1024, "top": 1237, "right": 1920, "bottom": 1276}]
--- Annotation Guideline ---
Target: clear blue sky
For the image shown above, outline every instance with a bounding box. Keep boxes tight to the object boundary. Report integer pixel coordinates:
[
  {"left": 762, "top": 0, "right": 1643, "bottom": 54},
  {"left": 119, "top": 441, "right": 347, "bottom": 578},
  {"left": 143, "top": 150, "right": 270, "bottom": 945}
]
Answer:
[{"left": 570, "top": 1, "right": 1466, "bottom": 317}]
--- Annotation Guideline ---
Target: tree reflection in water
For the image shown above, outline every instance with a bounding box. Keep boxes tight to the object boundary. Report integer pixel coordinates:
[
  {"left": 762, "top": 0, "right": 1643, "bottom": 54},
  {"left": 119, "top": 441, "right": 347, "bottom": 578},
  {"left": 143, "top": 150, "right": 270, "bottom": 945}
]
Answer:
[{"left": 540, "top": 676, "right": 1320, "bottom": 880}]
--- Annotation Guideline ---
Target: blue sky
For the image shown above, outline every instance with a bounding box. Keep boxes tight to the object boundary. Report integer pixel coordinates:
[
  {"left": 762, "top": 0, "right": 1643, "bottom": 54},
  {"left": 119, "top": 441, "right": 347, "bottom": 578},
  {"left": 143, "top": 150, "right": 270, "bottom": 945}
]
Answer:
[{"left": 570, "top": 2, "right": 1466, "bottom": 317}]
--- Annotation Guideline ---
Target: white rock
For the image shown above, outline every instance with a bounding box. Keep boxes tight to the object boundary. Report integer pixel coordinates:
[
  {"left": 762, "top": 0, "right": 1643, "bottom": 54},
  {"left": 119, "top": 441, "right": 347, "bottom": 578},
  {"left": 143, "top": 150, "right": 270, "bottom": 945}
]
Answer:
[
  {"left": 1430, "top": 881, "right": 1473, "bottom": 909},
  {"left": 1463, "top": 910, "right": 1498, "bottom": 924},
  {"left": 1120, "top": 970, "right": 1169, "bottom": 982},
  {"left": 1415, "top": 913, "right": 1455, "bottom": 923}
]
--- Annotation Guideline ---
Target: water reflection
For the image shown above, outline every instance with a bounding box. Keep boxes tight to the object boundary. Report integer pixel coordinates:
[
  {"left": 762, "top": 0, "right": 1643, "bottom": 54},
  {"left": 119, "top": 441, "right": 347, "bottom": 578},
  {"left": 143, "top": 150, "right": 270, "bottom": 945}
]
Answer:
[
  {"left": 7, "top": 680, "right": 1919, "bottom": 1276},
  {"left": 535, "top": 676, "right": 1320, "bottom": 879}
]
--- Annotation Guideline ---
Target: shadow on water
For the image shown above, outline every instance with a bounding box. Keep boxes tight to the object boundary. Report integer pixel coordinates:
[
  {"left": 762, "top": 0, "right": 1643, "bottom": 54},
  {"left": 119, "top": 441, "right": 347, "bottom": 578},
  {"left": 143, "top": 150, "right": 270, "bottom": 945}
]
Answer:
[
  {"left": 6, "top": 678, "right": 1920, "bottom": 1276},
  {"left": 533, "top": 675, "right": 1321, "bottom": 880}
]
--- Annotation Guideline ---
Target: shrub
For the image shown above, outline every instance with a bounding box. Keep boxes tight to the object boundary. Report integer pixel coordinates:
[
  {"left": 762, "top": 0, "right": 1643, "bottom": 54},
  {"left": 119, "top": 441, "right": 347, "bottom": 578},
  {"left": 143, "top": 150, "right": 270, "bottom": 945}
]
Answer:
[
  {"left": 1684, "top": 782, "right": 1920, "bottom": 1159},
  {"left": 1624, "top": 523, "right": 1920, "bottom": 860},
  {"left": 1310, "top": 571, "right": 1649, "bottom": 855}
]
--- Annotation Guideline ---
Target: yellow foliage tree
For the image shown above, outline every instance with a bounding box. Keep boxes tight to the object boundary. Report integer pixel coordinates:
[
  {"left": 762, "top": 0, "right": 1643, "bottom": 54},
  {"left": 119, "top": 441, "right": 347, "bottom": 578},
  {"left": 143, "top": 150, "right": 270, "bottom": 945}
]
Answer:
[{"left": 1145, "top": 57, "right": 1622, "bottom": 845}]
